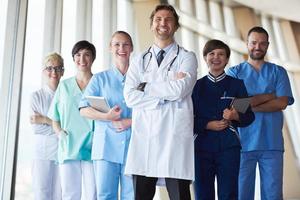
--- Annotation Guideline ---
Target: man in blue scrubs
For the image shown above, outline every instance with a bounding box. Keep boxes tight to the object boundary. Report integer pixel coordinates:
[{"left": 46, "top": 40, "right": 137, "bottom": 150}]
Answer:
[{"left": 227, "top": 26, "right": 294, "bottom": 200}]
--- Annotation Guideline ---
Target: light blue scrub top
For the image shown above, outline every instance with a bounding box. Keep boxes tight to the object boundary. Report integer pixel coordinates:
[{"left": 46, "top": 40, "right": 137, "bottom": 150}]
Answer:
[
  {"left": 48, "top": 77, "right": 93, "bottom": 163},
  {"left": 227, "top": 62, "right": 294, "bottom": 152},
  {"left": 79, "top": 67, "right": 132, "bottom": 164}
]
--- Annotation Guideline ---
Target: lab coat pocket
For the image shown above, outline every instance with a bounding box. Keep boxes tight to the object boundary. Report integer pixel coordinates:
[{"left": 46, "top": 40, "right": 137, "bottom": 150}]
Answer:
[{"left": 174, "top": 108, "right": 193, "bottom": 138}]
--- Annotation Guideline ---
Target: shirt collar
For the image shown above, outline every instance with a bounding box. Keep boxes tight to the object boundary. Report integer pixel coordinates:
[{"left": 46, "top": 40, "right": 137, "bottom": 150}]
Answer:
[
  {"left": 153, "top": 42, "right": 175, "bottom": 57},
  {"left": 112, "top": 66, "right": 126, "bottom": 83},
  {"left": 43, "top": 84, "right": 55, "bottom": 95},
  {"left": 207, "top": 71, "right": 226, "bottom": 83}
]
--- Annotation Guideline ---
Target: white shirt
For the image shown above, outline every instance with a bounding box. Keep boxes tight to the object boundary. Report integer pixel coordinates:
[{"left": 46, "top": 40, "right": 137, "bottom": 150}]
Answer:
[{"left": 30, "top": 85, "right": 58, "bottom": 160}]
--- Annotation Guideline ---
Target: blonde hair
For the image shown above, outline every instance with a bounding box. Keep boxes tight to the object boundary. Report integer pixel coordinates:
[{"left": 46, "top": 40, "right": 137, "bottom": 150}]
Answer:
[
  {"left": 110, "top": 31, "right": 133, "bottom": 48},
  {"left": 43, "top": 52, "right": 64, "bottom": 68}
]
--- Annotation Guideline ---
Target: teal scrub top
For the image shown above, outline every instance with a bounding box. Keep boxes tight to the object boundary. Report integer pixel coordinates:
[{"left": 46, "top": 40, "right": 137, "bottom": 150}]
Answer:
[{"left": 48, "top": 77, "right": 93, "bottom": 163}]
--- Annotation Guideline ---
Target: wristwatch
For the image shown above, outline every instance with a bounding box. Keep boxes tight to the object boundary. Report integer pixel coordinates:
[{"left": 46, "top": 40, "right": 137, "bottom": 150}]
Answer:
[{"left": 137, "top": 82, "right": 147, "bottom": 92}]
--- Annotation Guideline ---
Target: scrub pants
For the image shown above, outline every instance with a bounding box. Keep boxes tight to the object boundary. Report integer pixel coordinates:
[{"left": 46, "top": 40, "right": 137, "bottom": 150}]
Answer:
[
  {"left": 194, "top": 147, "right": 240, "bottom": 200},
  {"left": 93, "top": 159, "right": 134, "bottom": 200},
  {"left": 239, "top": 151, "right": 283, "bottom": 200},
  {"left": 59, "top": 160, "right": 96, "bottom": 200},
  {"left": 32, "top": 160, "right": 61, "bottom": 200}
]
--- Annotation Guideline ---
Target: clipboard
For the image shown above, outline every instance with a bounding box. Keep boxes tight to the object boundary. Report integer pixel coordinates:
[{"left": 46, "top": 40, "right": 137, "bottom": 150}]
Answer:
[
  {"left": 231, "top": 97, "right": 251, "bottom": 114},
  {"left": 86, "top": 96, "right": 111, "bottom": 113}
]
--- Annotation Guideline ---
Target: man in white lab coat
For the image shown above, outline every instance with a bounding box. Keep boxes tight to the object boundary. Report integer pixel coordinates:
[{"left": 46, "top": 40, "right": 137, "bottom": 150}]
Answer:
[{"left": 124, "top": 4, "right": 197, "bottom": 200}]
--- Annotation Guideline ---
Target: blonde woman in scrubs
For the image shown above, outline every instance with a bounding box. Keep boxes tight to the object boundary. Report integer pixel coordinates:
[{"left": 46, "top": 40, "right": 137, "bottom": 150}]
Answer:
[
  {"left": 79, "top": 31, "right": 134, "bottom": 199},
  {"left": 30, "top": 52, "right": 64, "bottom": 200},
  {"left": 48, "top": 41, "right": 96, "bottom": 200}
]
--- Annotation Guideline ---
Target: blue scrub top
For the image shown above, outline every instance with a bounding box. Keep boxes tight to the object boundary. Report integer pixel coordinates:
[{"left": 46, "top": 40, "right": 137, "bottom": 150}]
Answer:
[
  {"left": 227, "top": 62, "right": 294, "bottom": 151},
  {"left": 79, "top": 67, "right": 132, "bottom": 164}
]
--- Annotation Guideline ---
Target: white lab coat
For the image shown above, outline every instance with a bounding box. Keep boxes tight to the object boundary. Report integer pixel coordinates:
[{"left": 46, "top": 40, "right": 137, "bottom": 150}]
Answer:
[{"left": 124, "top": 43, "right": 197, "bottom": 180}]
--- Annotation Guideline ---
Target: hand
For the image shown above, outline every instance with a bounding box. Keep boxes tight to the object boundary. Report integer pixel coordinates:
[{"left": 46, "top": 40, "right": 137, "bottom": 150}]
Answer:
[
  {"left": 223, "top": 108, "right": 239, "bottom": 121},
  {"left": 111, "top": 119, "right": 132, "bottom": 132},
  {"left": 106, "top": 106, "right": 122, "bottom": 121},
  {"left": 206, "top": 119, "right": 229, "bottom": 131},
  {"left": 175, "top": 72, "right": 186, "bottom": 80},
  {"left": 58, "top": 129, "right": 68, "bottom": 140},
  {"left": 30, "top": 112, "right": 46, "bottom": 124}
]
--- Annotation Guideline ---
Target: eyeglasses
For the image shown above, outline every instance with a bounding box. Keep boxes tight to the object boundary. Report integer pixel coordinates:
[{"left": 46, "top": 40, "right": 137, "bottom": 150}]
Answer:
[{"left": 44, "top": 66, "right": 64, "bottom": 73}]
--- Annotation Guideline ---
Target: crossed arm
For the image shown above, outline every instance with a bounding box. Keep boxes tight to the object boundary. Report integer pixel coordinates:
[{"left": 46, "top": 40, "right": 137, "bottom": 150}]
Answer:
[{"left": 250, "top": 93, "right": 288, "bottom": 112}]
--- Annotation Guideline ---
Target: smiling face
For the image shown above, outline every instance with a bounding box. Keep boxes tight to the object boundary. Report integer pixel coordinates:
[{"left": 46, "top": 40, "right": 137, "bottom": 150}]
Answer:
[
  {"left": 44, "top": 59, "right": 64, "bottom": 85},
  {"left": 110, "top": 33, "right": 133, "bottom": 65},
  {"left": 73, "top": 49, "right": 94, "bottom": 72},
  {"left": 205, "top": 48, "right": 229, "bottom": 76},
  {"left": 151, "top": 9, "right": 178, "bottom": 43},
  {"left": 247, "top": 32, "right": 269, "bottom": 61}
]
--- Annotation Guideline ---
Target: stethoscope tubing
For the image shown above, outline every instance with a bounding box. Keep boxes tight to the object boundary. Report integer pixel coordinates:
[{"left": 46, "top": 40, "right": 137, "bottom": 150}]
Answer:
[{"left": 142, "top": 45, "right": 180, "bottom": 72}]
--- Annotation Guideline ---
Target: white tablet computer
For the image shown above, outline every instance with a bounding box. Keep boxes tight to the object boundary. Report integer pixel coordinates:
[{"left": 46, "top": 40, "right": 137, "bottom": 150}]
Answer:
[{"left": 86, "top": 96, "right": 111, "bottom": 113}]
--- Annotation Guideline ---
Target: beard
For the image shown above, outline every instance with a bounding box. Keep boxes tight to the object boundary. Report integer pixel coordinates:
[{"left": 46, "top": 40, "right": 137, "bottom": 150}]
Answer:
[{"left": 249, "top": 50, "right": 266, "bottom": 60}]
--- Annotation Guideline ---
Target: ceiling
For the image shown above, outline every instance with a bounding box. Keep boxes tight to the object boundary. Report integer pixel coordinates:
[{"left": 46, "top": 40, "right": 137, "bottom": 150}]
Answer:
[{"left": 233, "top": 0, "right": 300, "bottom": 22}]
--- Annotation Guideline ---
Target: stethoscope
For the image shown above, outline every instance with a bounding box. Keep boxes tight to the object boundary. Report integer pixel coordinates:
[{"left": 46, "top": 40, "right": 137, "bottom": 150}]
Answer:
[{"left": 142, "top": 45, "right": 180, "bottom": 72}]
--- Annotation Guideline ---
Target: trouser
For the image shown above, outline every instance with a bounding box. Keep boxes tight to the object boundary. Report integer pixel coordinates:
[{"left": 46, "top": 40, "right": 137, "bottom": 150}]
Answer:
[
  {"left": 93, "top": 160, "right": 134, "bottom": 200},
  {"left": 133, "top": 175, "right": 191, "bottom": 200},
  {"left": 59, "top": 160, "right": 96, "bottom": 200},
  {"left": 32, "top": 160, "right": 61, "bottom": 200},
  {"left": 239, "top": 151, "right": 283, "bottom": 200},
  {"left": 194, "top": 148, "right": 240, "bottom": 200}
]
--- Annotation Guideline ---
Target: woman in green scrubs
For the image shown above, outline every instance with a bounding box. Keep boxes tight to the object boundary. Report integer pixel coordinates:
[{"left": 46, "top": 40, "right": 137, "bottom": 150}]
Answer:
[{"left": 48, "top": 40, "right": 97, "bottom": 200}]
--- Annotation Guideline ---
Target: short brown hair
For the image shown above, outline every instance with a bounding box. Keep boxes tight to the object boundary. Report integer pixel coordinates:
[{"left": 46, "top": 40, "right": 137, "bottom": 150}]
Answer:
[
  {"left": 71, "top": 40, "right": 96, "bottom": 61},
  {"left": 247, "top": 26, "right": 269, "bottom": 41},
  {"left": 149, "top": 4, "right": 180, "bottom": 28},
  {"left": 203, "top": 39, "right": 231, "bottom": 58}
]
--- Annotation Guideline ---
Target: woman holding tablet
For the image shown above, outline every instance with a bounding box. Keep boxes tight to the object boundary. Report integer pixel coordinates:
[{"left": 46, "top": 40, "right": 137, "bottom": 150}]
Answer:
[
  {"left": 192, "top": 39, "right": 255, "bottom": 200},
  {"left": 79, "top": 31, "right": 134, "bottom": 199}
]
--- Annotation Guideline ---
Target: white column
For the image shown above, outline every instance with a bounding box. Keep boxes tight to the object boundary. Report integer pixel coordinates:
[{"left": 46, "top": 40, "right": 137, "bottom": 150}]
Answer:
[
  {"left": 76, "top": 0, "right": 92, "bottom": 41},
  {"left": 168, "top": 0, "right": 176, "bottom": 6},
  {"left": 194, "top": 0, "right": 209, "bottom": 77},
  {"left": 261, "top": 14, "right": 278, "bottom": 58},
  {"left": 195, "top": 0, "right": 209, "bottom": 23},
  {"left": 272, "top": 17, "right": 289, "bottom": 61},
  {"left": 223, "top": 5, "right": 244, "bottom": 66},
  {"left": 117, "top": 0, "right": 134, "bottom": 35},
  {"left": 178, "top": 0, "right": 197, "bottom": 53},
  {"left": 0, "top": 0, "right": 28, "bottom": 199},
  {"left": 198, "top": 36, "right": 209, "bottom": 78},
  {"left": 208, "top": 1, "right": 224, "bottom": 31},
  {"left": 42, "top": 0, "right": 63, "bottom": 57},
  {"left": 92, "top": 0, "right": 115, "bottom": 71},
  {"left": 284, "top": 75, "right": 300, "bottom": 165},
  {"left": 178, "top": 0, "right": 193, "bottom": 14}
]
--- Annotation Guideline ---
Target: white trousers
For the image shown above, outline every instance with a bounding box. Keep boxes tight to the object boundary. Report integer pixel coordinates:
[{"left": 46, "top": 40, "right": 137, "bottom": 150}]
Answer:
[
  {"left": 32, "top": 160, "right": 61, "bottom": 200},
  {"left": 59, "top": 160, "right": 96, "bottom": 200}
]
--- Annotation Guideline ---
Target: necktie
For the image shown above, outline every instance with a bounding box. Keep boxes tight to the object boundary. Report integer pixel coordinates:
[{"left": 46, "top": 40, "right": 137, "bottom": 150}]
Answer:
[{"left": 157, "top": 50, "right": 165, "bottom": 66}]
